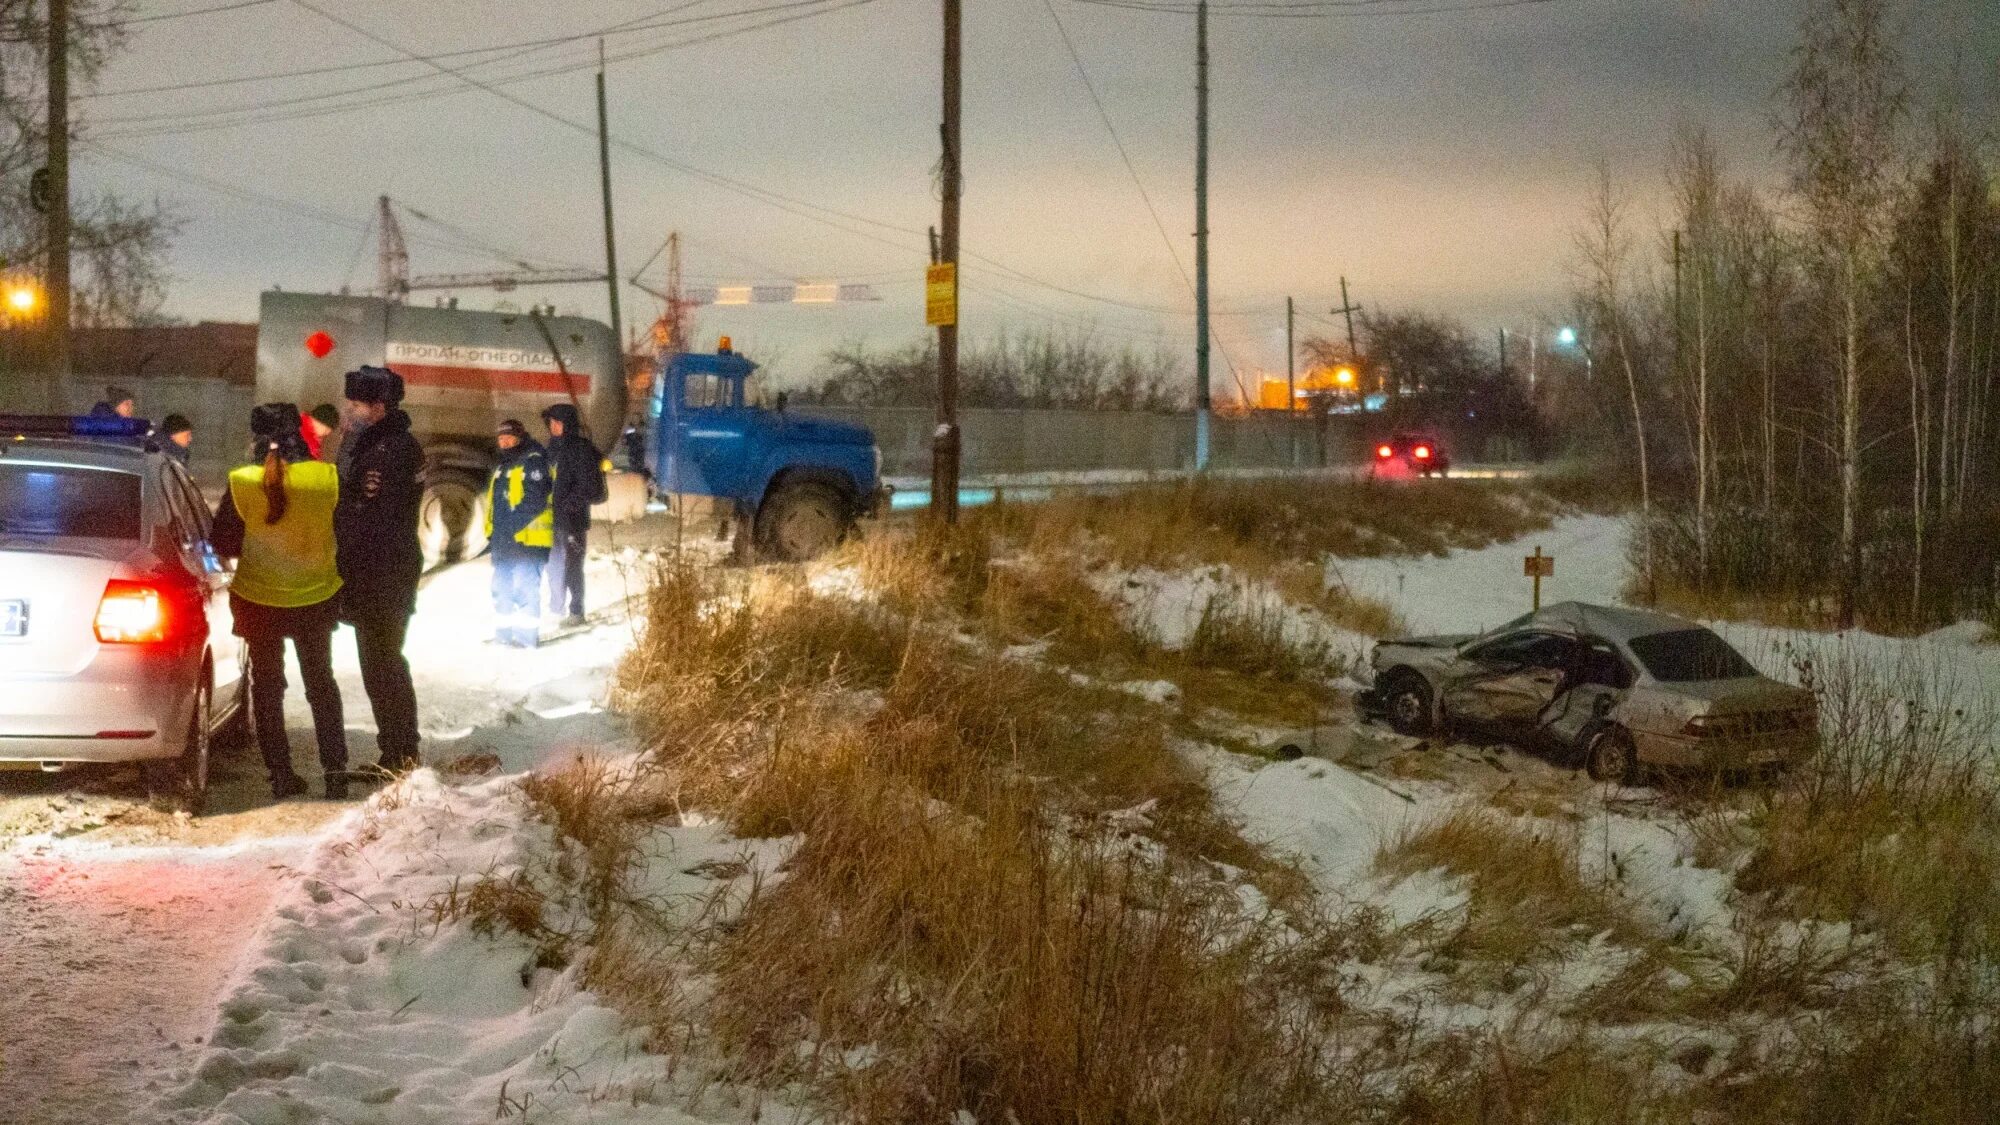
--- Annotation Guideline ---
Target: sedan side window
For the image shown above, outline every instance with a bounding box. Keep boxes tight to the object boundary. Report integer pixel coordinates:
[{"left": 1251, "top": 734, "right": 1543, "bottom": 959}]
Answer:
[
  {"left": 171, "top": 469, "right": 212, "bottom": 540},
  {"left": 158, "top": 470, "right": 198, "bottom": 547}
]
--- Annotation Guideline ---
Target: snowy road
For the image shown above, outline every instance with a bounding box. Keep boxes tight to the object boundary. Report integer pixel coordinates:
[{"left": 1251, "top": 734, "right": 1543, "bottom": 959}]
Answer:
[{"left": 0, "top": 548, "right": 652, "bottom": 1124}]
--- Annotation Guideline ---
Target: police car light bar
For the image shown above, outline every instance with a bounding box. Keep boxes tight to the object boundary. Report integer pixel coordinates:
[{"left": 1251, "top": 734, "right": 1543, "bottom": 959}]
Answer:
[{"left": 1, "top": 414, "right": 153, "bottom": 441}]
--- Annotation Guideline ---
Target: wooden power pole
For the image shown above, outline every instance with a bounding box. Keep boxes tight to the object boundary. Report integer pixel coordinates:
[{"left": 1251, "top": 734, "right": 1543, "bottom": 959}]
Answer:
[
  {"left": 933, "top": 0, "right": 962, "bottom": 521},
  {"left": 45, "top": 0, "right": 72, "bottom": 407},
  {"left": 1193, "top": 0, "right": 1211, "bottom": 471},
  {"left": 1285, "top": 295, "right": 1297, "bottom": 463},
  {"left": 595, "top": 41, "right": 623, "bottom": 362}
]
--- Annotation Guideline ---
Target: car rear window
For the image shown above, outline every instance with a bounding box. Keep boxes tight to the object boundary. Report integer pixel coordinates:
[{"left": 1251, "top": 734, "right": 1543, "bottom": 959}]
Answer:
[
  {"left": 1627, "top": 628, "right": 1758, "bottom": 683},
  {"left": 0, "top": 464, "right": 142, "bottom": 540}
]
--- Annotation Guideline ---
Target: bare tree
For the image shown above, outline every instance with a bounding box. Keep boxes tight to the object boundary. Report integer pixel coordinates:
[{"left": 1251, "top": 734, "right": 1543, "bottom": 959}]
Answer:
[
  {"left": 1668, "top": 123, "right": 1724, "bottom": 582},
  {"left": 1, "top": 1, "right": 179, "bottom": 329},
  {"left": 1575, "top": 162, "right": 1656, "bottom": 602},
  {"left": 1778, "top": 0, "right": 1907, "bottom": 629}
]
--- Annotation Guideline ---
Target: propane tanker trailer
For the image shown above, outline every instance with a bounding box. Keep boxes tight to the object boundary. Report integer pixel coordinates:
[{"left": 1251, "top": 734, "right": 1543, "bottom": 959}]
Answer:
[
  {"left": 257, "top": 291, "right": 884, "bottom": 563},
  {"left": 257, "top": 291, "right": 627, "bottom": 563}
]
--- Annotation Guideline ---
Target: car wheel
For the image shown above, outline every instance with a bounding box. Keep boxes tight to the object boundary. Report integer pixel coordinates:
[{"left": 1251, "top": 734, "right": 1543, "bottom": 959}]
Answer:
[
  {"left": 1584, "top": 726, "right": 1639, "bottom": 785},
  {"left": 144, "top": 681, "right": 211, "bottom": 816},
  {"left": 1384, "top": 673, "right": 1434, "bottom": 736},
  {"left": 756, "top": 481, "right": 852, "bottom": 563}
]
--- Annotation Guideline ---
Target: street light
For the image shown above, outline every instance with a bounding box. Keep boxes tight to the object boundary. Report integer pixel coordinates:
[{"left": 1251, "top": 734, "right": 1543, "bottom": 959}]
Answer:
[
  {"left": 1333, "top": 366, "right": 1355, "bottom": 388},
  {"left": 1556, "top": 325, "right": 1578, "bottom": 347},
  {"left": 5, "top": 283, "right": 39, "bottom": 315}
]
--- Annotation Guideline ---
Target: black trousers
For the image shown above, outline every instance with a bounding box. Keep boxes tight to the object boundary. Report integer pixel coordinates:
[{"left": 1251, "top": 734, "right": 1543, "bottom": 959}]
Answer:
[
  {"left": 245, "top": 626, "right": 346, "bottom": 782},
  {"left": 352, "top": 613, "right": 421, "bottom": 768},
  {"left": 547, "top": 524, "right": 587, "bottom": 618}
]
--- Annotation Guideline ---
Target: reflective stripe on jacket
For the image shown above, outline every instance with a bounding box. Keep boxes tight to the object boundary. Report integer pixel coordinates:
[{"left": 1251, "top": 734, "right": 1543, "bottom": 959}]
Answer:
[
  {"left": 485, "top": 448, "right": 554, "bottom": 550},
  {"left": 227, "top": 461, "right": 343, "bottom": 608}
]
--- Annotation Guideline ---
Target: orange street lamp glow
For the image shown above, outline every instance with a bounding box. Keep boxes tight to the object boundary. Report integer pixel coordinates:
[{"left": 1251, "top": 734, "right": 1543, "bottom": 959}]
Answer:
[
  {"left": 1334, "top": 366, "right": 1356, "bottom": 387},
  {"left": 5, "top": 285, "right": 38, "bottom": 313}
]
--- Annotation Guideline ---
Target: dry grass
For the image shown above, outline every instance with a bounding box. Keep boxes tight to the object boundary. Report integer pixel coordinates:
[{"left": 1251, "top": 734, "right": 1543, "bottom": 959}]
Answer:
[
  {"left": 1689, "top": 641, "right": 2000, "bottom": 967},
  {"left": 601, "top": 541, "right": 1380, "bottom": 1122},
  {"left": 1377, "top": 806, "right": 1646, "bottom": 967},
  {"left": 972, "top": 476, "right": 1570, "bottom": 572}
]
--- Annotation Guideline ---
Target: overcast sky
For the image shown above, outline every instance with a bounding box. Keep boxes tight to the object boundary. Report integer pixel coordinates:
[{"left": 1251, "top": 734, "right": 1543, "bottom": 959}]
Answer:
[{"left": 76, "top": 0, "right": 1999, "bottom": 391}]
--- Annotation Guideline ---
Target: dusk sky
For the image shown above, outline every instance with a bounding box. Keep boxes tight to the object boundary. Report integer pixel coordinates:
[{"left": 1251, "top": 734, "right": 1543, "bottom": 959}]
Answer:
[{"left": 77, "top": 0, "right": 1999, "bottom": 392}]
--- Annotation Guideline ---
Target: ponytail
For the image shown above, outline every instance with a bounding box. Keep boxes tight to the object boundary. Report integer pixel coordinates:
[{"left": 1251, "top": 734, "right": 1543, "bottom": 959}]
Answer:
[{"left": 260, "top": 443, "right": 289, "bottom": 525}]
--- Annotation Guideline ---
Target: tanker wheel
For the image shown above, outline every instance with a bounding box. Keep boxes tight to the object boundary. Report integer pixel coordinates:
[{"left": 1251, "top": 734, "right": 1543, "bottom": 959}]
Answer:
[
  {"left": 755, "top": 482, "right": 852, "bottom": 563},
  {"left": 421, "top": 476, "right": 488, "bottom": 569}
]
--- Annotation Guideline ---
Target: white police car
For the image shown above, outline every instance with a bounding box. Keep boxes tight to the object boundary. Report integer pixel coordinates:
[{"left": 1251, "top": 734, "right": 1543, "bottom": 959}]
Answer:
[{"left": 0, "top": 415, "right": 244, "bottom": 813}]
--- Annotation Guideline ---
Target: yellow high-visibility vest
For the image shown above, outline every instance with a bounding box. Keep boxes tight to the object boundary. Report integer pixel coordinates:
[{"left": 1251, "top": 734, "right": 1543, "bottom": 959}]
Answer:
[
  {"left": 228, "top": 461, "right": 343, "bottom": 608},
  {"left": 484, "top": 460, "right": 555, "bottom": 548}
]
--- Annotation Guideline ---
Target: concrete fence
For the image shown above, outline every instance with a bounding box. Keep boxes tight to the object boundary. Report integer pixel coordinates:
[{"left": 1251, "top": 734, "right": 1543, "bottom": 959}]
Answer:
[
  {"left": 795, "top": 406, "right": 1385, "bottom": 478},
  {"left": 7, "top": 371, "right": 1519, "bottom": 487}
]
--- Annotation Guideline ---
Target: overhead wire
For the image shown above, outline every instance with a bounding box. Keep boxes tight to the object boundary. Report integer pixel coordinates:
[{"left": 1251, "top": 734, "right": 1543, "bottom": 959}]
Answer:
[
  {"left": 1068, "top": 0, "right": 1559, "bottom": 17},
  {"left": 89, "top": 0, "right": 815, "bottom": 130},
  {"left": 1039, "top": 0, "right": 1249, "bottom": 400},
  {"left": 80, "top": 0, "right": 809, "bottom": 99},
  {"left": 113, "top": 0, "right": 280, "bottom": 25}
]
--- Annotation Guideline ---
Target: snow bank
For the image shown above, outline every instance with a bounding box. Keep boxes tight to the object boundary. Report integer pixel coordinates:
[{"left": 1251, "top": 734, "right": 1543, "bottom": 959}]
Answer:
[
  {"left": 1090, "top": 564, "right": 1372, "bottom": 666},
  {"left": 155, "top": 770, "right": 795, "bottom": 1125}
]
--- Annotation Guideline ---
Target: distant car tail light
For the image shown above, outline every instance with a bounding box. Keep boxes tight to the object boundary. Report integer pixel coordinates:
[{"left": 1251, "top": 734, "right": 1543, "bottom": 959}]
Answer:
[
  {"left": 1414, "top": 445, "right": 1432, "bottom": 459},
  {"left": 94, "top": 580, "right": 171, "bottom": 644},
  {"left": 1376, "top": 444, "right": 1394, "bottom": 459}
]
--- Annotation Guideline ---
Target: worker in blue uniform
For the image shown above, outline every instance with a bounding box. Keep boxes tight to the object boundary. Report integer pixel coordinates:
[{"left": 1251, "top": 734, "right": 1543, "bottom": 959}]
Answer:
[{"left": 484, "top": 419, "right": 554, "bottom": 647}]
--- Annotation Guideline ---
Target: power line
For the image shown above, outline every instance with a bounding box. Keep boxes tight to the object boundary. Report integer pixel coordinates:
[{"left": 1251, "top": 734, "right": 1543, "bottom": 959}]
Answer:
[
  {"left": 1038, "top": 0, "right": 1247, "bottom": 395},
  {"left": 116, "top": 0, "right": 279, "bottom": 25},
  {"left": 80, "top": 0, "right": 796, "bottom": 100},
  {"left": 1068, "top": 0, "right": 1559, "bottom": 16},
  {"left": 89, "top": 0, "right": 817, "bottom": 128}
]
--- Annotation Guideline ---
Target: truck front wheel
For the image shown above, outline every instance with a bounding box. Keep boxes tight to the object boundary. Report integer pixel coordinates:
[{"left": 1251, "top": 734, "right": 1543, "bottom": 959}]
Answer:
[{"left": 756, "top": 481, "right": 852, "bottom": 562}]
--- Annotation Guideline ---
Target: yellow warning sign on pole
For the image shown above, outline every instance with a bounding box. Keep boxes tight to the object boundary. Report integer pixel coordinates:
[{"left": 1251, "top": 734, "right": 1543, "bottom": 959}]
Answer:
[{"left": 926, "top": 262, "right": 957, "bottom": 327}]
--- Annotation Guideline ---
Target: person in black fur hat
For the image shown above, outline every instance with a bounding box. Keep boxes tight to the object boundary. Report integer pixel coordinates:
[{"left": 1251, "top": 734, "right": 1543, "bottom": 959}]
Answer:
[{"left": 334, "top": 365, "right": 424, "bottom": 773}]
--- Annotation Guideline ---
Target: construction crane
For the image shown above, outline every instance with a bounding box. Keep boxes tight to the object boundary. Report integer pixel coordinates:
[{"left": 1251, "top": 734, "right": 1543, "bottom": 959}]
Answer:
[
  {"left": 626, "top": 230, "right": 881, "bottom": 359},
  {"left": 375, "top": 196, "right": 608, "bottom": 302}
]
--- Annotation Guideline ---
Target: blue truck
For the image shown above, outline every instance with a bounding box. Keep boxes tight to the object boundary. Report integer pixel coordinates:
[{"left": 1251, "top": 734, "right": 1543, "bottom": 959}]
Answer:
[{"left": 647, "top": 339, "right": 886, "bottom": 561}]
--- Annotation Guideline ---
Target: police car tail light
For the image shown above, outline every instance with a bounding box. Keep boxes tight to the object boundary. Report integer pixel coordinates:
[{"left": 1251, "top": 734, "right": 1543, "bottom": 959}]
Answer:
[
  {"left": 94, "top": 580, "right": 170, "bottom": 644},
  {"left": 1414, "top": 445, "right": 1432, "bottom": 460},
  {"left": 1376, "top": 444, "right": 1394, "bottom": 459}
]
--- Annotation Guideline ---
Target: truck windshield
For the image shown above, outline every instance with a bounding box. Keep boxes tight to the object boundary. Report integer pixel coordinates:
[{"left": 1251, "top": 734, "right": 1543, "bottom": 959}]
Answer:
[
  {"left": 0, "top": 465, "right": 142, "bottom": 540},
  {"left": 1626, "top": 628, "right": 1759, "bottom": 683}
]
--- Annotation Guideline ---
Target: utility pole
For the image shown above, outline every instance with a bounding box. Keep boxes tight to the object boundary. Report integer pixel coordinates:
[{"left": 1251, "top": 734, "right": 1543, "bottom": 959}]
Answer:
[
  {"left": 933, "top": 0, "right": 962, "bottom": 521},
  {"left": 1192, "top": 0, "right": 1211, "bottom": 471},
  {"left": 1498, "top": 327, "right": 1509, "bottom": 376},
  {"left": 1285, "top": 296, "right": 1297, "bottom": 464},
  {"left": 1334, "top": 275, "right": 1360, "bottom": 357},
  {"left": 595, "top": 41, "right": 623, "bottom": 364},
  {"left": 45, "top": 0, "right": 72, "bottom": 409}
]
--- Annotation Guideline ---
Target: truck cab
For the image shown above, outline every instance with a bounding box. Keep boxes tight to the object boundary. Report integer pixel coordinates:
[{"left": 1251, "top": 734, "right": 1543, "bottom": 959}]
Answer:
[{"left": 649, "top": 341, "right": 883, "bottom": 561}]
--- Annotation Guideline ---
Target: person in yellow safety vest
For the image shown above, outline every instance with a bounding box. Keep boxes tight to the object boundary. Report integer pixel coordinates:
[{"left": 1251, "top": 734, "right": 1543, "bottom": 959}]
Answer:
[
  {"left": 210, "top": 403, "right": 349, "bottom": 801},
  {"left": 485, "top": 419, "right": 554, "bottom": 647}
]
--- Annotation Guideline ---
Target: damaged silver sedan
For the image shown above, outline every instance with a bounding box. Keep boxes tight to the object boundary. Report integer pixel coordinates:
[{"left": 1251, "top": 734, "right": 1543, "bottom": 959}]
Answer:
[{"left": 1357, "top": 602, "right": 1817, "bottom": 783}]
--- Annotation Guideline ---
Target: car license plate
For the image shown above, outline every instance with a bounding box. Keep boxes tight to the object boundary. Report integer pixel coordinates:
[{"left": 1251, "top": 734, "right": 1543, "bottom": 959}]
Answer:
[{"left": 0, "top": 599, "right": 25, "bottom": 638}]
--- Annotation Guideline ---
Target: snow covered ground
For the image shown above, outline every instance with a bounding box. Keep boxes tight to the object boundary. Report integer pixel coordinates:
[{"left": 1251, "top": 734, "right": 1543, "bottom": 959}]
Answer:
[
  {"left": 12, "top": 507, "right": 1992, "bottom": 1122},
  {"left": 0, "top": 547, "right": 660, "bottom": 1125}
]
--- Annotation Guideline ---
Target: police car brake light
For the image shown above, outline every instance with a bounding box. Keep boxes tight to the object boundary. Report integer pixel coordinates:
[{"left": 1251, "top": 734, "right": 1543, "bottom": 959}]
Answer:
[{"left": 95, "top": 579, "right": 172, "bottom": 644}]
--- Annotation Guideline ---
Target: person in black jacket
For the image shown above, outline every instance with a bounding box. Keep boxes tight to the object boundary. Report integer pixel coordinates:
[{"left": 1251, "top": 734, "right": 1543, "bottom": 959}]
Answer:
[
  {"left": 540, "top": 403, "right": 603, "bottom": 629},
  {"left": 334, "top": 366, "right": 425, "bottom": 773},
  {"left": 159, "top": 413, "right": 193, "bottom": 467}
]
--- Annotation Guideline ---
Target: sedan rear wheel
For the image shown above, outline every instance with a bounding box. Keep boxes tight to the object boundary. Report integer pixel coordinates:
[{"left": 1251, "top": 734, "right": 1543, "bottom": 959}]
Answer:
[
  {"left": 144, "top": 682, "right": 210, "bottom": 816},
  {"left": 1584, "top": 726, "right": 1639, "bottom": 785}
]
